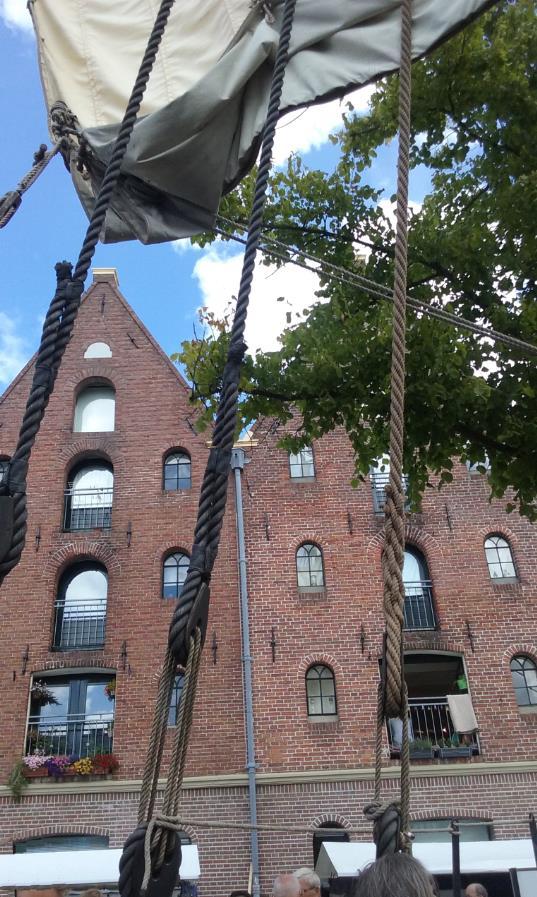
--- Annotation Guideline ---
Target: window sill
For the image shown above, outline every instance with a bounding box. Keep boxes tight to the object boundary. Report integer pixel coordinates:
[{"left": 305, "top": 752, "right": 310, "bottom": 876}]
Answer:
[
  {"left": 290, "top": 476, "right": 316, "bottom": 484},
  {"left": 491, "top": 577, "right": 519, "bottom": 586},
  {"left": 307, "top": 715, "right": 339, "bottom": 725},
  {"left": 518, "top": 705, "right": 537, "bottom": 715},
  {"left": 297, "top": 587, "right": 327, "bottom": 601}
]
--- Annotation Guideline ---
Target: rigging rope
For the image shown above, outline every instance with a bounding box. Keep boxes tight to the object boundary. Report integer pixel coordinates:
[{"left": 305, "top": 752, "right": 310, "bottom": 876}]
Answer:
[
  {"left": 363, "top": 0, "right": 413, "bottom": 858},
  {"left": 119, "top": 3, "right": 298, "bottom": 895},
  {"left": 0, "top": 0, "right": 176, "bottom": 587},
  {"left": 0, "top": 141, "right": 63, "bottom": 229},
  {"left": 215, "top": 218, "right": 537, "bottom": 360}
]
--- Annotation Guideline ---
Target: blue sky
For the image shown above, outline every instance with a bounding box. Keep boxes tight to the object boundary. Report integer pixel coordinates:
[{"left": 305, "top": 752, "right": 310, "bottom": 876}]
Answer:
[{"left": 0, "top": 2, "right": 429, "bottom": 392}]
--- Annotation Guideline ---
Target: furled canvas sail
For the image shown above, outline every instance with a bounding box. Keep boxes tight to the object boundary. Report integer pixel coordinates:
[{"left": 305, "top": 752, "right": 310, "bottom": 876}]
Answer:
[{"left": 29, "top": 0, "right": 496, "bottom": 244}]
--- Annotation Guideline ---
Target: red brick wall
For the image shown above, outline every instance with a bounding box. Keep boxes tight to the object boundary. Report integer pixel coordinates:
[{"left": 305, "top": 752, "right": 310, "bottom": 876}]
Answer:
[
  {"left": 0, "top": 273, "right": 244, "bottom": 781},
  {"left": 1, "top": 272, "right": 537, "bottom": 897},
  {"left": 242, "top": 419, "right": 537, "bottom": 771}
]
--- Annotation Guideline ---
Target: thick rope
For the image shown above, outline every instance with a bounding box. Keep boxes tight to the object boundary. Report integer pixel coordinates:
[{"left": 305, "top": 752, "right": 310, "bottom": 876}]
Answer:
[
  {"left": 0, "top": 142, "right": 63, "bottom": 229},
  {"left": 364, "top": 0, "right": 413, "bottom": 857},
  {"left": 0, "top": 0, "right": 175, "bottom": 588},
  {"left": 168, "top": 0, "right": 298, "bottom": 666},
  {"left": 382, "top": 0, "right": 412, "bottom": 723},
  {"left": 125, "top": 6, "right": 299, "bottom": 891}
]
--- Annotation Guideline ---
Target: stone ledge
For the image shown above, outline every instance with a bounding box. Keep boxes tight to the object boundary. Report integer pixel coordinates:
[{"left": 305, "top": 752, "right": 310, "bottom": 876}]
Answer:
[{"left": 2, "top": 760, "right": 537, "bottom": 797}]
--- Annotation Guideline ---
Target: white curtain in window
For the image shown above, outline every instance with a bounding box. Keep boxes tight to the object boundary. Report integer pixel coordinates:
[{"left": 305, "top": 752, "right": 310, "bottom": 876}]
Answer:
[{"left": 74, "top": 387, "right": 115, "bottom": 432}]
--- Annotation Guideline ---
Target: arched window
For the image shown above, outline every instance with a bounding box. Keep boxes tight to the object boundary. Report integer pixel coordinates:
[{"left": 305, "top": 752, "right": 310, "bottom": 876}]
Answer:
[
  {"left": 53, "top": 562, "right": 108, "bottom": 650},
  {"left": 306, "top": 664, "right": 337, "bottom": 717},
  {"left": 84, "top": 342, "right": 112, "bottom": 358},
  {"left": 168, "top": 673, "right": 185, "bottom": 726},
  {"left": 289, "top": 446, "right": 315, "bottom": 479},
  {"left": 64, "top": 460, "right": 113, "bottom": 530},
  {"left": 296, "top": 543, "right": 324, "bottom": 588},
  {"left": 312, "top": 822, "right": 349, "bottom": 865},
  {"left": 402, "top": 547, "right": 435, "bottom": 629},
  {"left": 164, "top": 451, "right": 191, "bottom": 490},
  {"left": 510, "top": 655, "right": 537, "bottom": 707},
  {"left": 484, "top": 534, "right": 516, "bottom": 580},
  {"left": 74, "top": 384, "right": 115, "bottom": 432},
  {"left": 163, "top": 552, "right": 190, "bottom": 599}
]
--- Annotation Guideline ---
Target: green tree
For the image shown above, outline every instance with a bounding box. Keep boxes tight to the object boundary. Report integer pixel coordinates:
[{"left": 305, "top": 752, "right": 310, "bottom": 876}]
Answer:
[{"left": 176, "top": 0, "right": 537, "bottom": 519}]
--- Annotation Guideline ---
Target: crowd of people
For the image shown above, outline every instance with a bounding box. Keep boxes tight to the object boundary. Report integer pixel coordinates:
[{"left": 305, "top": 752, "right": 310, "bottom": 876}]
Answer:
[{"left": 266, "top": 855, "right": 489, "bottom": 897}]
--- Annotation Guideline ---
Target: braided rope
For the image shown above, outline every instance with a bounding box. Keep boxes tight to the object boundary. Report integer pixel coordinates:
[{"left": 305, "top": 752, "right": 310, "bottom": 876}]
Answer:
[
  {"left": 382, "top": 0, "right": 412, "bottom": 722},
  {"left": 168, "top": 0, "right": 298, "bottom": 664},
  {"left": 364, "top": 0, "right": 413, "bottom": 858},
  {"left": 0, "top": 0, "right": 175, "bottom": 588},
  {"left": 0, "top": 142, "right": 63, "bottom": 229}
]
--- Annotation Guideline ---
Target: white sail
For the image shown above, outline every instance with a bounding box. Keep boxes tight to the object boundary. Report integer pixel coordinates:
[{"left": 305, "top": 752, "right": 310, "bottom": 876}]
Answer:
[{"left": 29, "top": 0, "right": 497, "bottom": 244}]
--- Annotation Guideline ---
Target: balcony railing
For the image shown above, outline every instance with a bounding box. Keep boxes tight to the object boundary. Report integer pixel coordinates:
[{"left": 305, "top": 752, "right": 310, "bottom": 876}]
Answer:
[
  {"left": 371, "top": 471, "right": 410, "bottom": 514},
  {"left": 26, "top": 712, "right": 114, "bottom": 757},
  {"left": 388, "top": 698, "right": 479, "bottom": 755},
  {"left": 63, "top": 487, "right": 113, "bottom": 531},
  {"left": 403, "top": 580, "right": 436, "bottom": 630},
  {"left": 53, "top": 599, "right": 107, "bottom": 650}
]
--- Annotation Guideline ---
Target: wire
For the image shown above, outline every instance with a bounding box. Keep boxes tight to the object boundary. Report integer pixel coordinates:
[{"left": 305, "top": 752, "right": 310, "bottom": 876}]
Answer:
[{"left": 215, "top": 216, "right": 537, "bottom": 359}]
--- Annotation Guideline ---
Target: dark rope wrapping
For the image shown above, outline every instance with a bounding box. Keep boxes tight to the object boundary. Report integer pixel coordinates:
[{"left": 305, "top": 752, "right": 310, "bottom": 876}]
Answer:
[
  {"left": 121, "top": 6, "right": 299, "bottom": 896},
  {"left": 168, "top": 0, "right": 298, "bottom": 666},
  {"left": 0, "top": 0, "right": 176, "bottom": 587}
]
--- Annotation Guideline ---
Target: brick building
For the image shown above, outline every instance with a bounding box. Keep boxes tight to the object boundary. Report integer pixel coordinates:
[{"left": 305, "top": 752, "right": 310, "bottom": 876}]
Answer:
[{"left": 0, "top": 270, "right": 536, "bottom": 897}]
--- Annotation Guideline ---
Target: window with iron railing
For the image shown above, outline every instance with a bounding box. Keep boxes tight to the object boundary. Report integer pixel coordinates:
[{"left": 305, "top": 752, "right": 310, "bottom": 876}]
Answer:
[
  {"left": 388, "top": 697, "right": 479, "bottom": 756},
  {"left": 53, "top": 564, "right": 108, "bottom": 650},
  {"left": 64, "top": 462, "right": 113, "bottom": 531},
  {"left": 26, "top": 674, "right": 115, "bottom": 758},
  {"left": 403, "top": 548, "right": 436, "bottom": 630}
]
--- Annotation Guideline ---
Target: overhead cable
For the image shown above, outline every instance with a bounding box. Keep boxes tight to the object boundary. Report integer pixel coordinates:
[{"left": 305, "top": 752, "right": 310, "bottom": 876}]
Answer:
[{"left": 216, "top": 215, "right": 537, "bottom": 359}]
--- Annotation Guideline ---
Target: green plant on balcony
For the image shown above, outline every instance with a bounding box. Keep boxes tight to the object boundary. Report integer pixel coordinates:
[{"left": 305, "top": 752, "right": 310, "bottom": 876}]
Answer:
[
  {"left": 409, "top": 738, "right": 434, "bottom": 759},
  {"left": 8, "top": 760, "right": 29, "bottom": 802}
]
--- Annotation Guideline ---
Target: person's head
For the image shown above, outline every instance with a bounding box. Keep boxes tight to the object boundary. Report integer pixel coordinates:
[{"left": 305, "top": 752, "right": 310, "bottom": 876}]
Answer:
[
  {"left": 271, "top": 874, "right": 301, "bottom": 897},
  {"left": 352, "top": 853, "right": 436, "bottom": 897},
  {"left": 294, "top": 867, "right": 321, "bottom": 897},
  {"left": 465, "top": 885, "right": 488, "bottom": 897}
]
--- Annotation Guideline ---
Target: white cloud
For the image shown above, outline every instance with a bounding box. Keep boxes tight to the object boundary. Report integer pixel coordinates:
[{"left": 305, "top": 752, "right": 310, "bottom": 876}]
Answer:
[
  {"left": 0, "top": 0, "right": 33, "bottom": 32},
  {"left": 171, "top": 238, "right": 202, "bottom": 256},
  {"left": 192, "top": 245, "right": 321, "bottom": 354},
  {"left": 0, "top": 312, "right": 29, "bottom": 387},
  {"left": 272, "top": 85, "right": 375, "bottom": 166}
]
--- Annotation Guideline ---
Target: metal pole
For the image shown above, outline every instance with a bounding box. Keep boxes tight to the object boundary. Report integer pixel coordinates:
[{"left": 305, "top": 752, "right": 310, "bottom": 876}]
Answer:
[
  {"left": 450, "top": 819, "right": 461, "bottom": 897},
  {"left": 231, "top": 448, "right": 260, "bottom": 897},
  {"left": 529, "top": 812, "right": 537, "bottom": 867}
]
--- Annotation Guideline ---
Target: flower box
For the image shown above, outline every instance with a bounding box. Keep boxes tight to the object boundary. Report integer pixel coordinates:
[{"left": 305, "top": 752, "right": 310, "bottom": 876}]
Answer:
[
  {"left": 22, "top": 767, "right": 49, "bottom": 779},
  {"left": 439, "top": 746, "right": 473, "bottom": 759}
]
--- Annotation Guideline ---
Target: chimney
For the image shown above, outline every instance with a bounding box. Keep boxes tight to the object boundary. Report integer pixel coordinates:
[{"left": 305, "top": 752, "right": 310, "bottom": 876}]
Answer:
[{"left": 92, "top": 268, "right": 119, "bottom": 287}]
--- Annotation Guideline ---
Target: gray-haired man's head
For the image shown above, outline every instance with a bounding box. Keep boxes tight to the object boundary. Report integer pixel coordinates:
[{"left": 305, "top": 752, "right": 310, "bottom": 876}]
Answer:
[
  {"left": 294, "top": 868, "right": 321, "bottom": 897},
  {"left": 271, "top": 874, "right": 300, "bottom": 897}
]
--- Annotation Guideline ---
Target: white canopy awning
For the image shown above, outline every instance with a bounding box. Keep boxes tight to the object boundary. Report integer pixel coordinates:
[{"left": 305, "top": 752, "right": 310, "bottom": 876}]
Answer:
[
  {"left": 316, "top": 839, "right": 536, "bottom": 879},
  {"left": 30, "top": 0, "right": 497, "bottom": 244},
  {"left": 0, "top": 846, "right": 200, "bottom": 888}
]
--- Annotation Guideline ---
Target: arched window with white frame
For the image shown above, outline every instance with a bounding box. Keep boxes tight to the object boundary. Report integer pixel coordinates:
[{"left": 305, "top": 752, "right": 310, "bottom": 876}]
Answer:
[
  {"left": 306, "top": 664, "right": 337, "bottom": 718},
  {"left": 484, "top": 534, "right": 516, "bottom": 580},
  {"left": 296, "top": 543, "right": 324, "bottom": 588},
  {"left": 163, "top": 552, "right": 190, "bottom": 599},
  {"left": 510, "top": 655, "right": 537, "bottom": 707},
  {"left": 74, "top": 383, "right": 115, "bottom": 432}
]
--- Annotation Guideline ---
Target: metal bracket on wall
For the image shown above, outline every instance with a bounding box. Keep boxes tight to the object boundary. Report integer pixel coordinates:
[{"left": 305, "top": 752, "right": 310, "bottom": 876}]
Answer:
[
  {"left": 211, "top": 630, "right": 218, "bottom": 665},
  {"left": 270, "top": 627, "right": 277, "bottom": 662}
]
